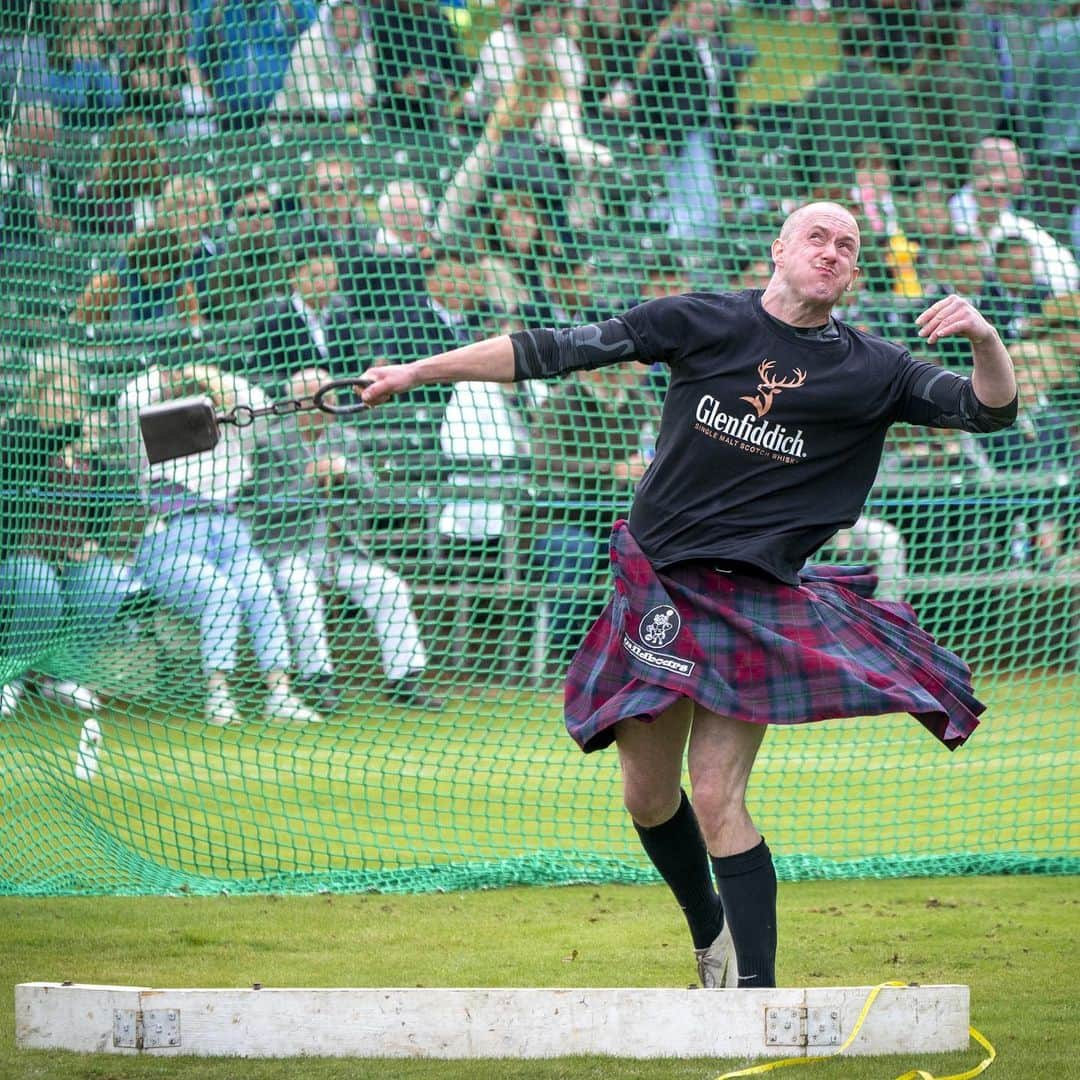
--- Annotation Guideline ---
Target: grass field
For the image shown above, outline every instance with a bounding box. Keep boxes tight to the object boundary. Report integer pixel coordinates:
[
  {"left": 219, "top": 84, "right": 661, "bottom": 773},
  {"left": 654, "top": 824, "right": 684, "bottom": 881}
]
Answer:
[
  {"left": 2, "top": 875, "right": 1077, "bottom": 1079},
  {"left": 0, "top": 669, "right": 1074, "bottom": 894}
]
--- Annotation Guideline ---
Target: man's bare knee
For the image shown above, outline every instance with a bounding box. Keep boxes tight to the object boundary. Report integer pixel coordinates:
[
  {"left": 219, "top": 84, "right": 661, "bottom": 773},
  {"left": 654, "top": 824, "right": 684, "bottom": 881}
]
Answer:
[
  {"left": 615, "top": 702, "right": 692, "bottom": 827},
  {"left": 622, "top": 775, "right": 682, "bottom": 828},
  {"left": 689, "top": 782, "right": 756, "bottom": 853}
]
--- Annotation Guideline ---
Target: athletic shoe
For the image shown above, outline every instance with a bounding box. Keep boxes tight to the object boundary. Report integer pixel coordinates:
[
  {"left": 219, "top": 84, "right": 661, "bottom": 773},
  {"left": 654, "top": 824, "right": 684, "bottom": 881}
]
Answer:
[
  {"left": 1, "top": 681, "right": 24, "bottom": 718},
  {"left": 205, "top": 685, "right": 240, "bottom": 727},
  {"left": 695, "top": 922, "right": 737, "bottom": 989},
  {"left": 35, "top": 677, "right": 101, "bottom": 713},
  {"left": 265, "top": 689, "right": 323, "bottom": 724}
]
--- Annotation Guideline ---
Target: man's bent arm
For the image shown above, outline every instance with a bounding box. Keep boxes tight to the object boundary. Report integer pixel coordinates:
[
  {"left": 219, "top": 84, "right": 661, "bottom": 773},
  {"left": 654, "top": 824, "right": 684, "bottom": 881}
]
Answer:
[{"left": 969, "top": 329, "right": 1017, "bottom": 409}]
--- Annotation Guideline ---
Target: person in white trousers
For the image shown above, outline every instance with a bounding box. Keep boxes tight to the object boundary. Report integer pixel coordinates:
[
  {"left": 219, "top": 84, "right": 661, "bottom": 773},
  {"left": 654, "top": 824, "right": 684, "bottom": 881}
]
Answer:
[{"left": 243, "top": 367, "right": 442, "bottom": 711}]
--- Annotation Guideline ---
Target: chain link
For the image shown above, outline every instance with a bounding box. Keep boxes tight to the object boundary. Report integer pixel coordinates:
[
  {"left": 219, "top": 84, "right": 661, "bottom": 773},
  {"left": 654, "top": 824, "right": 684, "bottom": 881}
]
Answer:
[{"left": 217, "top": 379, "right": 371, "bottom": 427}]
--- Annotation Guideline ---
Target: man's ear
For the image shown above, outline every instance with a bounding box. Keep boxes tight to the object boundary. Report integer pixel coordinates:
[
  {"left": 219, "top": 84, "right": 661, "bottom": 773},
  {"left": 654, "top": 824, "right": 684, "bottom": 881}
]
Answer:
[
  {"left": 770, "top": 237, "right": 784, "bottom": 266},
  {"left": 845, "top": 265, "right": 861, "bottom": 292}
]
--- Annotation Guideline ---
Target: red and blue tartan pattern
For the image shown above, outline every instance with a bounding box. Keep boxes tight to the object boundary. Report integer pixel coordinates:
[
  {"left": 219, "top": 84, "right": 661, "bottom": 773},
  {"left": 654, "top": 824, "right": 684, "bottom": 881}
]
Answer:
[{"left": 564, "top": 521, "right": 984, "bottom": 753}]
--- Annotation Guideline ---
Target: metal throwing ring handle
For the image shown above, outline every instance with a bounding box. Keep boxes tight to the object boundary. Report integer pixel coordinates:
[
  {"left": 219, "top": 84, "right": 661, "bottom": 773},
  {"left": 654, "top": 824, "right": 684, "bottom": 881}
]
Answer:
[{"left": 313, "top": 378, "right": 374, "bottom": 415}]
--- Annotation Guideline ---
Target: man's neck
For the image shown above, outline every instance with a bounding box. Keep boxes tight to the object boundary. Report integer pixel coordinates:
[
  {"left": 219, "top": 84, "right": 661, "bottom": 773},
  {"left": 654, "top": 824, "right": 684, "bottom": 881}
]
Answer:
[{"left": 759, "top": 282, "right": 834, "bottom": 329}]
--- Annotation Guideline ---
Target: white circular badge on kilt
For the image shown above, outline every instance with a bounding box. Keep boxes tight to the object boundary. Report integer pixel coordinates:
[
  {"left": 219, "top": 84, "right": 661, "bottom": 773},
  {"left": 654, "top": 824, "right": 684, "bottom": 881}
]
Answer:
[{"left": 639, "top": 604, "right": 681, "bottom": 649}]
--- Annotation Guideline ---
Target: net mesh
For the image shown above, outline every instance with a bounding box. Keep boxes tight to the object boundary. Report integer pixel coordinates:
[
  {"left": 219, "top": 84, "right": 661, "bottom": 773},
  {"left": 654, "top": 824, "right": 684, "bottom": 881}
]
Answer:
[{"left": 0, "top": 0, "right": 1076, "bottom": 897}]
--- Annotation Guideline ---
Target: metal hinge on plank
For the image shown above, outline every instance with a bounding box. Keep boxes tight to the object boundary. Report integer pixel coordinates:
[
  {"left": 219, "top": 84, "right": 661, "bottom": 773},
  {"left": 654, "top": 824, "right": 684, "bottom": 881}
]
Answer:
[
  {"left": 113, "top": 1008, "right": 181, "bottom": 1049},
  {"left": 765, "top": 1006, "right": 841, "bottom": 1048}
]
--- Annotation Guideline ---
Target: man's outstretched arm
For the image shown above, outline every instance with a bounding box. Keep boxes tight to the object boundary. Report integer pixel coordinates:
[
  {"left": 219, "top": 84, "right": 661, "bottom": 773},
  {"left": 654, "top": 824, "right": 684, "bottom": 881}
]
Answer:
[{"left": 360, "top": 336, "right": 516, "bottom": 407}]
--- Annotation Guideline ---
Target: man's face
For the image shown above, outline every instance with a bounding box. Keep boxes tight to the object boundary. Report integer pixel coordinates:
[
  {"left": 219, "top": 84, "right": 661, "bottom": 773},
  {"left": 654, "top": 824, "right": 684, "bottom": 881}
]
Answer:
[
  {"left": 386, "top": 194, "right": 430, "bottom": 248},
  {"left": 310, "top": 162, "right": 356, "bottom": 231},
  {"left": 995, "top": 241, "right": 1036, "bottom": 292},
  {"left": 332, "top": 3, "right": 362, "bottom": 50},
  {"left": 772, "top": 206, "right": 861, "bottom": 306},
  {"left": 937, "top": 243, "right": 986, "bottom": 296},
  {"left": 295, "top": 256, "right": 340, "bottom": 310},
  {"left": 232, "top": 189, "right": 276, "bottom": 241}
]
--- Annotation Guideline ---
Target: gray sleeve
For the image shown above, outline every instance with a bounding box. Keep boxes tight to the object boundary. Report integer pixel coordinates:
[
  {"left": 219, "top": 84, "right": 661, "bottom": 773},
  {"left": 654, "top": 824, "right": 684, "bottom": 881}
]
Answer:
[
  {"left": 900, "top": 362, "right": 1017, "bottom": 433},
  {"left": 510, "top": 319, "right": 641, "bottom": 380}
]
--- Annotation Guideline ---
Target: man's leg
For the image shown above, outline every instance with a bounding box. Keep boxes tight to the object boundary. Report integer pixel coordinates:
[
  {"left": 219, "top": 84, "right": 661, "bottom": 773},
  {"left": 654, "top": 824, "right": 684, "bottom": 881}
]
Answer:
[
  {"left": 615, "top": 700, "right": 723, "bottom": 958},
  {"left": 688, "top": 709, "right": 775, "bottom": 987}
]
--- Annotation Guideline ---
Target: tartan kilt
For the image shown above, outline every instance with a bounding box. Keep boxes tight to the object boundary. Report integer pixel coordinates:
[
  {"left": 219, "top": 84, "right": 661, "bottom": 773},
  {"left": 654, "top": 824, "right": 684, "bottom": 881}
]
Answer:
[{"left": 564, "top": 520, "right": 984, "bottom": 753}]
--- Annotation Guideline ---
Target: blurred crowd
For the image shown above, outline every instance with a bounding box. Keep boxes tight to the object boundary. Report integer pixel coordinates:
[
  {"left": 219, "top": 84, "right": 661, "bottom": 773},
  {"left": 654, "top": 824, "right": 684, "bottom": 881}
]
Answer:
[{"left": 1, "top": 0, "right": 1078, "bottom": 721}]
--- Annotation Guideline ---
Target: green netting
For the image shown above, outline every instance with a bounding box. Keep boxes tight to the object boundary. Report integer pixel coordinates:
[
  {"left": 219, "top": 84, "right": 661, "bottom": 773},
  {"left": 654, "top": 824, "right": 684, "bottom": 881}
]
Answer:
[{"left": 0, "top": 0, "right": 1077, "bottom": 897}]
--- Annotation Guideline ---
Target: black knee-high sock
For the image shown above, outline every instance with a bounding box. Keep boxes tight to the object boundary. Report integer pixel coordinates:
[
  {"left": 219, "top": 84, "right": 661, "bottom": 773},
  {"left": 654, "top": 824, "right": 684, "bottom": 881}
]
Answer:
[
  {"left": 711, "top": 839, "right": 777, "bottom": 987},
  {"left": 634, "top": 790, "right": 723, "bottom": 949}
]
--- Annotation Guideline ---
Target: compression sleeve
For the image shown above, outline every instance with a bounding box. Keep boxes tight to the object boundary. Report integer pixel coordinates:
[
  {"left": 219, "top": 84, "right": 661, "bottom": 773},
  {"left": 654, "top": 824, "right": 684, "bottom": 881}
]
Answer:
[
  {"left": 510, "top": 319, "right": 641, "bottom": 380},
  {"left": 900, "top": 362, "right": 1017, "bottom": 433}
]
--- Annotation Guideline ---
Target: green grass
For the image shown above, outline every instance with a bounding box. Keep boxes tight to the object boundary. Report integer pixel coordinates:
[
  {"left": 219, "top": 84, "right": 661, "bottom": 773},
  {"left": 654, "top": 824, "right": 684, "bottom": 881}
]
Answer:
[
  {"left": 2, "top": 876, "right": 1077, "bottom": 1079},
  {"left": 1, "top": 670, "right": 1074, "bottom": 895}
]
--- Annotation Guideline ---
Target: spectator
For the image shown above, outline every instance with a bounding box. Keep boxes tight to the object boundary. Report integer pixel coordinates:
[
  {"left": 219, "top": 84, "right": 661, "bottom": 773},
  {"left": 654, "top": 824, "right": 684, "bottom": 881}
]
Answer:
[
  {"left": 456, "top": 0, "right": 612, "bottom": 226},
  {"left": 848, "top": 146, "right": 922, "bottom": 298},
  {"left": 190, "top": 0, "right": 318, "bottom": 128},
  {"left": 902, "top": 5, "right": 1011, "bottom": 196},
  {"left": 243, "top": 366, "right": 443, "bottom": 710},
  {"left": 294, "top": 155, "right": 413, "bottom": 316},
  {"left": 966, "top": 0, "right": 1044, "bottom": 138},
  {"left": 632, "top": 0, "right": 750, "bottom": 241},
  {"left": 68, "top": 218, "right": 203, "bottom": 327},
  {"left": 0, "top": 6, "right": 50, "bottom": 107},
  {"left": 200, "top": 182, "right": 292, "bottom": 322},
  {"left": 472, "top": 187, "right": 550, "bottom": 317},
  {"left": 979, "top": 293, "right": 1080, "bottom": 571},
  {"left": 787, "top": 12, "right": 916, "bottom": 202},
  {"left": 895, "top": 179, "right": 955, "bottom": 293},
  {"left": 155, "top": 172, "right": 223, "bottom": 262},
  {"left": 921, "top": 234, "right": 1005, "bottom": 363},
  {"left": 725, "top": 235, "right": 775, "bottom": 291},
  {"left": 1016, "top": 291, "right": 1080, "bottom": 398},
  {"left": 0, "top": 346, "right": 139, "bottom": 717},
  {"left": 45, "top": 0, "right": 125, "bottom": 129},
  {"left": 75, "top": 114, "right": 169, "bottom": 237},
  {"left": 460, "top": 0, "right": 581, "bottom": 128},
  {"left": 528, "top": 360, "right": 661, "bottom": 663},
  {"left": 245, "top": 240, "right": 354, "bottom": 390},
  {"left": 115, "top": 361, "right": 322, "bottom": 724},
  {"left": 272, "top": 0, "right": 375, "bottom": 122},
  {"left": 367, "top": 0, "right": 471, "bottom": 140},
  {"left": 112, "top": 0, "right": 215, "bottom": 138},
  {"left": 371, "top": 177, "right": 433, "bottom": 255},
  {"left": 575, "top": 0, "right": 667, "bottom": 134},
  {"left": 533, "top": 243, "right": 611, "bottom": 325},
  {"left": 0, "top": 100, "right": 72, "bottom": 247},
  {"left": 948, "top": 136, "right": 1080, "bottom": 298},
  {"left": 637, "top": 245, "right": 693, "bottom": 303},
  {"left": 433, "top": 66, "right": 577, "bottom": 272},
  {"left": 990, "top": 231, "right": 1053, "bottom": 342},
  {"left": 1019, "top": 3, "right": 1080, "bottom": 252},
  {"left": 294, "top": 153, "right": 370, "bottom": 245}
]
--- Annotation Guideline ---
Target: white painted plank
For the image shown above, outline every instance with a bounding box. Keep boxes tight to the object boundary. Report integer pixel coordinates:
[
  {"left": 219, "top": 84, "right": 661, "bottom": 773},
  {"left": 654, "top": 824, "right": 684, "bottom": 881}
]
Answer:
[
  {"left": 14, "top": 983, "right": 970, "bottom": 1059},
  {"left": 805, "top": 985, "right": 970, "bottom": 1056},
  {"left": 15, "top": 985, "right": 146, "bottom": 1054}
]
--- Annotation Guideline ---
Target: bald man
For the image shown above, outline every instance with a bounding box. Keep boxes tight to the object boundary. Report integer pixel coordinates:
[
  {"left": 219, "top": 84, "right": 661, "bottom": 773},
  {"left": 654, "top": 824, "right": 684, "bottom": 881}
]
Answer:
[{"left": 359, "top": 202, "right": 1017, "bottom": 988}]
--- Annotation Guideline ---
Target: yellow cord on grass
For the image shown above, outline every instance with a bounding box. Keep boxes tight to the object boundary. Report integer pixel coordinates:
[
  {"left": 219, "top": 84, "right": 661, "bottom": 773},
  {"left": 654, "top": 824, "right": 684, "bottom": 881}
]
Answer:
[{"left": 716, "top": 981, "right": 996, "bottom": 1080}]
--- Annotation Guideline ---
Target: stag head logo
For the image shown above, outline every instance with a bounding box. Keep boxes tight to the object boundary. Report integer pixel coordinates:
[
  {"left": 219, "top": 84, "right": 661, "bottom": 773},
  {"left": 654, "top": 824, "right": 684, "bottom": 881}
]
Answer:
[{"left": 739, "top": 360, "right": 808, "bottom": 417}]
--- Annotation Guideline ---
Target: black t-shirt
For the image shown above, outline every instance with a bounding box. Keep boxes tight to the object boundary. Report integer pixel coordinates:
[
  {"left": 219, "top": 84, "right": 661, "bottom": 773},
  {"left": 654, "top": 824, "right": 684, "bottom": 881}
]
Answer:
[{"left": 514, "top": 290, "right": 1016, "bottom": 582}]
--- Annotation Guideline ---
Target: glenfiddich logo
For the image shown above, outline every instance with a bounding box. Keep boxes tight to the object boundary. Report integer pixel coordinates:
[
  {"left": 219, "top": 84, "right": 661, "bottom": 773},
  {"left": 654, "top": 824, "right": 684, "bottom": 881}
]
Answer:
[{"left": 739, "top": 360, "right": 807, "bottom": 417}]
